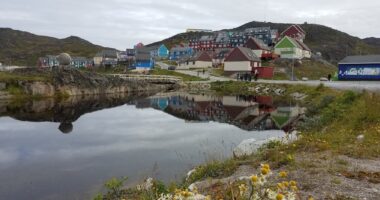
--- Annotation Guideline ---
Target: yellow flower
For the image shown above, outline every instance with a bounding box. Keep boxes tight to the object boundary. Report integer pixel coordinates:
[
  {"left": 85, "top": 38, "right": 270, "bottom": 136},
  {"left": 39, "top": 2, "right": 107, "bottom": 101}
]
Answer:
[
  {"left": 290, "top": 180, "right": 297, "bottom": 186},
  {"left": 262, "top": 164, "right": 270, "bottom": 170},
  {"left": 291, "top": 186, "right": 298, "bottom": 191},
  {"left": 205, "top": 195, "right": 211, "bottom": 200},
  {"left": 261, "top": 167, "right": 270, "bottom": 175},
  {"left": 308, "top": 196, "right": 315, "bottom": 200},
  {"left": 276, "top": 193, "right": 285, "bottom": 200},
  {"left": 282, "top": 181, "right": 289, "bottom": 187},
  {"left": 181, "top": 189, "right": 192, "bottom": 197},
  {"left": 277, "top": 183, "right": 285, "bottom": 190},
  {"left": 251, "top": 175, "right": 259, "bottom": 183},
  {"left": 279, "top": 171, "right": 287, "bottom": 178}
]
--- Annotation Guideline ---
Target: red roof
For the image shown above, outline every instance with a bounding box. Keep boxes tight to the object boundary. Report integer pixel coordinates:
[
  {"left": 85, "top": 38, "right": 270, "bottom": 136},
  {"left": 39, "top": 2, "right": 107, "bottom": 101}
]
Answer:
[{"left": 224, "top": 47, "right": 261, "bottom": 62}]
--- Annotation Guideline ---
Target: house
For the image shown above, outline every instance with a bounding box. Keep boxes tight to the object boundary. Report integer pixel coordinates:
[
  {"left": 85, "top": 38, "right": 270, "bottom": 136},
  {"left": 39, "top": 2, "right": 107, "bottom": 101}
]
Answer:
[
  {"left": 338, "top": 55, "right": 380, "bottom": 80},
  {"left": 243, "top": 37, "right": 274, "bottom": 60},
  {"left": 169, "top": 45, "right": 193, "bottom": 60},
  {"left": 274, "top": 36, "right": 311, "bottom": 59},
  {"left": 224, "top": 47, "right": 261, "bottom": 75},
  {"left": 150, "top": 44, "right": 169, "bottom": 59},
  {"left": 37, "top": 55, "right": 59, "bottom": 67},
  {"left": 134, "top": 47, "right": 155, "bottom": 70},
  {"left": 178, "top": 51, "right": 213, "bottom": 69},
  {"left": 189, "top": 35, "right": 215, "bottom": 51},
  {"left": 134, "top": 42, "right": 144, "bottom": 48},
  {"left": 71, "top": 57, "right": 93, "bottom": 68},
  {"left": 281, "top": 25, "right": 306, "bottom": 42},
  {"left": 93, "top": 50, "right": 118, "bottom": 67},
  {"left": 244, "top": 27, "right": 277, "bottom": 46}
]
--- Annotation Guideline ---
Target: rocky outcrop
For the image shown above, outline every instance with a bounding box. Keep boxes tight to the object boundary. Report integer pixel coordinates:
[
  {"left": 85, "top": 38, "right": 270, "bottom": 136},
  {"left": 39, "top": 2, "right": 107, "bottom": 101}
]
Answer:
[{"left": 0, "top": 68, "right": 178, "bottom": 99}]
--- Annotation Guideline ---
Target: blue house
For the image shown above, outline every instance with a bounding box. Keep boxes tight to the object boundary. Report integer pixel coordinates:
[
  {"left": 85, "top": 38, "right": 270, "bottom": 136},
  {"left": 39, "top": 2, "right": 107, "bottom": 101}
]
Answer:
[
  {"left": 338, "top": 55, "right": 380, "bottom": 80},
  {"left": 135, "top": 47, "right": 155, "bottom": 70},
  {"left": 157, "top": 44, "right": 169, "bottom": 58},
  {"left": 169, "top": 45, "right": 193, "bottom": 60}
]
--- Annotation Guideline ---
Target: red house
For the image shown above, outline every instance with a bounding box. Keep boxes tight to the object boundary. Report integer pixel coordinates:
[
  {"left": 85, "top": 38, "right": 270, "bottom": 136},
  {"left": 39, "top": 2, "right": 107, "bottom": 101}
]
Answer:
[{"left": 281, "top": 25, "right": 306, "bottom": 42}]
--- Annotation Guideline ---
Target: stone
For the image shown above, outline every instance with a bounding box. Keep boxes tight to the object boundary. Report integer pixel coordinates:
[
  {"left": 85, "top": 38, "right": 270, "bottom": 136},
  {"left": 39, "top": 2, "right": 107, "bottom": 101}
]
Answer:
[
  {"left": 186, "top": 169, "right": 196, "bottom": 180},
  {"left": 0, "top": 82, "right": 6, "bottom": 90},
  {"left": 302, "top": 77, "right": 309, "bottom": 81},
  {"left": 357, "top": 134, "right": 365, "bottom": 141},
  {"left": 320, "top": 77, "right": 328, "bottom": 81},
  {"left": 233, "top": 138, "right": 272, "bottom": 158}
]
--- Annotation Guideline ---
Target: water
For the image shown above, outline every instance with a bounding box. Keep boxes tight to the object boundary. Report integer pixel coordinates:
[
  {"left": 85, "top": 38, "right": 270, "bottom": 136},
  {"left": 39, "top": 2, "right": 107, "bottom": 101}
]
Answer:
[{"left": 0, "top": 92, "right": 302, "bottom": 200}]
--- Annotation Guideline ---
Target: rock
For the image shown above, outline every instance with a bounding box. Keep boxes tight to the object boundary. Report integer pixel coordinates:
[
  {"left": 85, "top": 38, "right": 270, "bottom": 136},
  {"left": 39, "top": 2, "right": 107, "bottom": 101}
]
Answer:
[
  {"left": 357, "top": 134, "right": 365, "bottom": 141},
  {"left": 274, "top": 88, "right": 285, "bottom": 96},
  {"left": 291, "top": 92, "right": 307, "bottom": 101},
  {"left": 263, "top": 87, "right": 270, "bottom": 94},
  {"left": 320, "top": 77, "right": 328, "bottom": 81},
  {"left": 0, "top": 82, "right": 6, "bottom": 90},
  {"left": 302, "top": 77, "right": 309, "bottom": 81},
  {"left": 186, "top": 169, "right": 196, "bottom": 180},
  {"left": 233, "top": 138, "right": 274, "bottom": 158}
]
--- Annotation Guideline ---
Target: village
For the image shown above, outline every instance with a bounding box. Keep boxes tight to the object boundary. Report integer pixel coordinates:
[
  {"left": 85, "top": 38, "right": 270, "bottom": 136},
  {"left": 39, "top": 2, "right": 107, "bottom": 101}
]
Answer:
[
  {"left": 37, "top": 25, "right": 311, "bottom": 79},
  {"left": 35, "top": 24, "right": 380, "bottom": 82}
]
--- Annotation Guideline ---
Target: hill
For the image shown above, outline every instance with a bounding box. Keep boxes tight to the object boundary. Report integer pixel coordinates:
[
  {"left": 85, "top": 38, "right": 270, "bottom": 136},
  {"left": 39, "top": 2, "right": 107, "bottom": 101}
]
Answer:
[
  {"left": 149, "top": 21, "right": 380, "bottom": 64},
  {"left": 0, "top": 28, "right": 113, "bottom": 66},
  {"left": 363, "top": 37, "right": 380, "bottom": 49}
]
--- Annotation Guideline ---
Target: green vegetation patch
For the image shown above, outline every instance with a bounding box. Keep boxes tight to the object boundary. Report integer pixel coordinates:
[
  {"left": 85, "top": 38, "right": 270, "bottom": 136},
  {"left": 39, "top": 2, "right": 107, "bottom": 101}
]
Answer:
[{"left": 150, "top": 68, "right": 206, "bottom": 82}]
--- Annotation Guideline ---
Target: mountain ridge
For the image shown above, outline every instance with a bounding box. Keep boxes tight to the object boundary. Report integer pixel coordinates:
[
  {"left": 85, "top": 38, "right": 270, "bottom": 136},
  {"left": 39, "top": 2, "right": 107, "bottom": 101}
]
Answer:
[{"left": 0, "top": 28, "right": 114, "bottom": 66}]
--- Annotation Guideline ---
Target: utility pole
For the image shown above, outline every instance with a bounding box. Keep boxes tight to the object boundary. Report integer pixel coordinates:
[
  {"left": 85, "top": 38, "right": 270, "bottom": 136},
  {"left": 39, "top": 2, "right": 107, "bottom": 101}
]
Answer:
[{"left": 292, "top": 57, "right": 295, "bottom": 81}]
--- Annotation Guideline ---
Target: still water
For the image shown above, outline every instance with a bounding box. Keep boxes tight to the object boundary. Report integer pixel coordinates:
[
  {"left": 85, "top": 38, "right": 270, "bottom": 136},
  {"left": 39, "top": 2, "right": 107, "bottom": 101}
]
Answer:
[{"left": 0, "top": 92, "right": 302, "bottom": 200}]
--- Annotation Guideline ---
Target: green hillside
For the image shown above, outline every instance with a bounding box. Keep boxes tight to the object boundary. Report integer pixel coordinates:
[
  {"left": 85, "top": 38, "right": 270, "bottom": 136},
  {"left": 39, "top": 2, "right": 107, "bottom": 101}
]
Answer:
[{"left": 0, "top": 28, "right": 113, "bottom": 66}]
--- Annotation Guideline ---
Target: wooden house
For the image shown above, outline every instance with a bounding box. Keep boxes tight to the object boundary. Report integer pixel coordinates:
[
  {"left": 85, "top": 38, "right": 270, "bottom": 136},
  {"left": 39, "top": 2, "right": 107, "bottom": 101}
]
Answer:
[
  {"left": 178, "top": 51, "right": 213, "bottom": 69},
  {"left": 224, "top": 47, "right": 261, "bottom": 75},
  {"left": 281, "top": 25, "right": 306, "bottom": 42},
  {"left": 274, "top": 36, "right": 311, "bottom": 59}
]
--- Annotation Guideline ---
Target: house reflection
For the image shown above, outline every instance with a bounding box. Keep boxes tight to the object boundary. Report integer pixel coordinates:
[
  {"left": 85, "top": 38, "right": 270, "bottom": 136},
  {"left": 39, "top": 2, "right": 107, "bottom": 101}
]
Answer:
[{"left": 143, "top": 93, "right": 305, "bottom": 131}]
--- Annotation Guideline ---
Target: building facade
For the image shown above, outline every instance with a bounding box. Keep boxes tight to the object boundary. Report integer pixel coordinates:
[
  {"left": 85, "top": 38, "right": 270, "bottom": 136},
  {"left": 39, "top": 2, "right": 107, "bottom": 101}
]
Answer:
[{"left": 338, "top": 55, "right": 380, "bottom": 80}]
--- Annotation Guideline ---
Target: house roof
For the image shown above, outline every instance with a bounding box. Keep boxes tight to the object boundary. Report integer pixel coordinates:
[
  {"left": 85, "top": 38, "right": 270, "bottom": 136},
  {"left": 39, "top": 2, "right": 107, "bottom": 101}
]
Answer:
[
  {"left": 196, "top": 51, "right": 213, "bottom": 62},
  {"left": 281, "top": 25, "right": 306, "bottom": 36},
  {"left": 339, "top": 55, "right": 380, "bottom": 64},
  {"left": 135, "top": 53, "right": 151, "bottom": 60},
  {"left": 225, "top": 47, "right": 261, "bottom": 62},
  {"left": 244, "top": 37, "right": 271, "bottom": 51},
  {"left": 275, "top": 36, "right": 310, "bottom": 51}
]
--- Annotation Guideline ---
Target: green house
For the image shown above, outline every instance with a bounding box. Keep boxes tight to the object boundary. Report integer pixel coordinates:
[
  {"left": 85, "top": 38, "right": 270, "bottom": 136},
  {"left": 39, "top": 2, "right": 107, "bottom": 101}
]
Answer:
[{"left": 274, "top": 36, "right": 311, "bottom": 59}]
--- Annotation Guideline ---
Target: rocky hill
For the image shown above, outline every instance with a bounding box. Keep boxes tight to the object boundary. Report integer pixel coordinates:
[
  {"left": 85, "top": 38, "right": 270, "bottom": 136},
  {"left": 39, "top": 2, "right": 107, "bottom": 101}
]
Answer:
[
  {"left": 149, "top": 21, "right": 380, "bottom": 64},
  {"left": 363, "top": 37, "right": 380, "bottom": 49},
  {"left": 0, "top": 28, "right": 113, "bottom": 66}
]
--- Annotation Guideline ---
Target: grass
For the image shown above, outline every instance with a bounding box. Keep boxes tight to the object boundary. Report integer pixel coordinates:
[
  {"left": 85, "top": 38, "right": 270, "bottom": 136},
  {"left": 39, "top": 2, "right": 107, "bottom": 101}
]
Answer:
[
  {"left": 210, "top": 68, "right": 224, "bottom": 77},
  {"left": 186, "top": 159, "right": 238, "bottom": 184},
  {"left": 150, "top": 68, "right": 206, "bottom": 82}
]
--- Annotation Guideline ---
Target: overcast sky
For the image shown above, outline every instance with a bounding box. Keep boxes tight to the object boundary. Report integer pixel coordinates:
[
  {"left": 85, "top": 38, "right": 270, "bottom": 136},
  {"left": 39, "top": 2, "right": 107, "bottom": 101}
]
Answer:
[{"left": 1, "top": 0, "right": 379, "bottom": 50}]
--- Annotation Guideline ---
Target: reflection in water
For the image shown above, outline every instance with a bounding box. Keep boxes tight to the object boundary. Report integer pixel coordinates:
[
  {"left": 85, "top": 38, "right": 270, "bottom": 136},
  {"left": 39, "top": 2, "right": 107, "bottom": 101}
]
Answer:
[
  {"left": 134, "top": 93, "right": 305, "bottom": 132},
  {"left": 58, "top": 122, "right": 73, "bottom": 134},
  {"left": 0, "top": 92, "right": 303, "bottom": 200}
]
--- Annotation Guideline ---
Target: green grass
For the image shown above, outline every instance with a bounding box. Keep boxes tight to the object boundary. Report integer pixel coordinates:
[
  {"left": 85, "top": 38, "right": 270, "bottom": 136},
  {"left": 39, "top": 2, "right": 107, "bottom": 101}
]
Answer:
[
  {"left": 293, "top": 60, "right": 337, "bottom": 80},
  {"left": 186, "top": 159, "right": 238, "bottom": 184},
  {"left": 210, "top": 68, "right": 224, "bottom": 77},
  {"left": 150, "top": 68, "right": 206, "bottom": 82}
]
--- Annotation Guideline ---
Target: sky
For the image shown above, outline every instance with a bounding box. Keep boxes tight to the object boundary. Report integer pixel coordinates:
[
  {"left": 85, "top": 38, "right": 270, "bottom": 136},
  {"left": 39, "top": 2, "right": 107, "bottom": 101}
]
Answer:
[{"left": 1, "top": 0, "right": 379, "bottom": 50}]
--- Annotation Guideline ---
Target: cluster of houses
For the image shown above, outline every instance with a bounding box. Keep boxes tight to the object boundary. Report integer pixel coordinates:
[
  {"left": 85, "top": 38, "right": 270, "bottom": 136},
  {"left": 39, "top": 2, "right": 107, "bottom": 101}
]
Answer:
[{"left": 37, "top": 24, "right": 311, "bottom": 77}]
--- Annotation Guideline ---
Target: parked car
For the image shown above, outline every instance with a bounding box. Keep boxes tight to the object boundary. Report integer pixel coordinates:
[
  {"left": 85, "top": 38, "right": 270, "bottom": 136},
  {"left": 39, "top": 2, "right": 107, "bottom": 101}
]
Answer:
[{"left": 168, "top": 66, "right": 176, "bottom": 70}]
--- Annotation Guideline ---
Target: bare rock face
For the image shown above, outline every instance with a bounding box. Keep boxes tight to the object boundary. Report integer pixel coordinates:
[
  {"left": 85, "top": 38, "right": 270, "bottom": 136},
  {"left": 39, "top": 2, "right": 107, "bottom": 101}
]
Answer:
[
  {"left": 28, "top": 82, "right": 55, "bottom": 96},
  {"left": 0, "top": 82, "right": 6, "bottom": 90}
]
